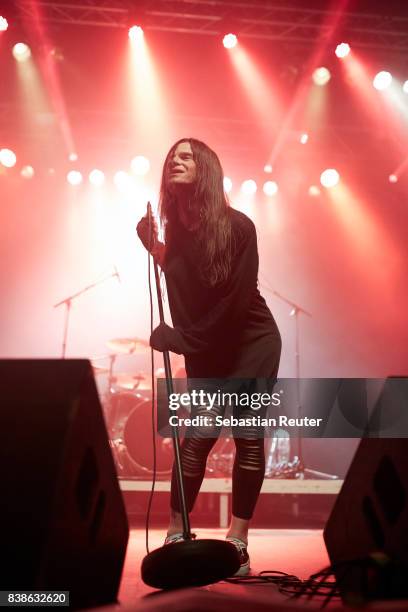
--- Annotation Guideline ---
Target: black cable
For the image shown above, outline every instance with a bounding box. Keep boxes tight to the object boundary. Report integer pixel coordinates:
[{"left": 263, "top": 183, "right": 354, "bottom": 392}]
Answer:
[
  {"left": 144, "top": 206, "right": 157, "bottom": 555},
  {"left": 225, "top": 566, "right": 341, "bottom": 607},
  {"left": 225, "top": 570, "right": 301, "bottom": 587}
]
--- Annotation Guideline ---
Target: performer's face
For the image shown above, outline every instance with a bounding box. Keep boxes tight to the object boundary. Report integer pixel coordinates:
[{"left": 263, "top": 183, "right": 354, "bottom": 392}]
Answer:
[{"left": 166, "top": 141, "right": 197, "bottom": 189}]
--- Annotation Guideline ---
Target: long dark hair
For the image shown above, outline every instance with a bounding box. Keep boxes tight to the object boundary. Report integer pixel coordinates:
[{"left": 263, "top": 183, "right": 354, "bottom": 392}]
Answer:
[{"left": 159, "top": 138, "right": 233, "bottom": 287}]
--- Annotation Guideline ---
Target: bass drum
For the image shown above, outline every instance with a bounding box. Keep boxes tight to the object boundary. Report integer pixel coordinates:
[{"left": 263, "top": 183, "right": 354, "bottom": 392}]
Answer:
[{"left": 110, "top": 392, "right": 173, "bottom": 477}]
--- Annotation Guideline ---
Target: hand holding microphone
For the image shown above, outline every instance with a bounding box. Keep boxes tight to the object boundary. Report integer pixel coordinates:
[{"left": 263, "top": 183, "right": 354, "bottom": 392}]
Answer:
[
  {"left": 136, "top": 202, "right": 165, "bottom": 266},
  {"left": 136, "top": 201, "right": 158, "bottom": 251}
]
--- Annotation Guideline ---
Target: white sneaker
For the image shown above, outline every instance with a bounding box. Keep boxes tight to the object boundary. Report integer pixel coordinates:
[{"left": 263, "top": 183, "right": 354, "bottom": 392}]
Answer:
[
  {"left": 226, "top": 537, "right": 250, "bottom": 576},
  {"left": 164, "top": 533, "right": 185, "bottom": 545}
]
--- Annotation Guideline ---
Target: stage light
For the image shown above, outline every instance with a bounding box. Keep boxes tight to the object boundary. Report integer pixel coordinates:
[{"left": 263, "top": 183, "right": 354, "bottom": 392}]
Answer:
[
  {"left": 0, "top": 16, "right": 8, "bottom": 31},
  {"left": 241, "top": 179, "right": 257, "bottom": 195},
  {"left": 89, "top": 169, "right": 105, "bottom": 187},
  {"left": 114, "top": 170, "right": 132, "bottom": 190},
  {"left": 67, "top": 170, "right": 83, "bottom": 186},
  {"left": 68, "top": 152, "right": 78, "bottom": 162},
  {"left": 223, "top": 34, "right": 238, "bottom": 49},
  {"left": 300, "top": 132, "right": 309, "bottom": 144},
  {"left": 263, "top": 164, "right": 273, "bottom": 173},
  {"left": 21, "top": 165, "right": 34, "bottom": 179},
  {"left": 320, "top": 169, "right": 340, "bottom": 188},
  {"left": 263, "top": 181, "right": 278, "bottom": 196},
  {"left": 308, "top": 185, "right": 321, "bottom": 197},
  {"left": 131, "top": 155, "right": 150, "bottom": 176},
  {"left": 373, "top": 71, "right": 392, "bottom": 91},
  {"left": 312, "top": 67, "right": 331, "bottom": 86},
  {"left": 49, "top": 47, "right": 64, "bottom": 62},
  {"left": 129, "top": 25, "right": 144, "bottom": 41},
  {"left": 0, "top": 148, "right": 17, "bottom": 168},
  {"left": 403, "top": 80, "right": 408, "bottom": 94},
  {"left": 12, "top": 43, "right": 31, "bottom": 62},
  {"left": 389, "top": 174, "right": 398, "bottom": 183},
  {"left": 223, "top": 176, "right": 232, "bottom": 193},
  {"left": 335, "top": 43, "right": 350, "bottom": 58}
]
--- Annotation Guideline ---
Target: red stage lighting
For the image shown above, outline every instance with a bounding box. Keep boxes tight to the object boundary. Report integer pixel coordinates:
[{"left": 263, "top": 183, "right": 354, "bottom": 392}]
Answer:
[
  {"left": 223, "top": 33, "right": 238, "bottom": 49},
  {"left": 129, "top": 25, "right": 144, "bottom": 41},
  {"left": 223, "top": 177, "right": 232, "bottom": 193},
  {"left": 312, "top": 67, "right": 331, "bottom": 86},
  {"left": 67, "top": 170, "right": 83, "bottom": 186},
  {"left": 335, "top": 43, "right": 350, "bottom": 58},
  {"left": 320, "top": 169, "right": 340, "bottom": 188},
  {"left": 373, "top": 71, "right": 392, "bottom": 91},
  {"left": 0, "top": 148, "right": 17, "bottom": 167},
  {"left": 131, "top": 155, "right": 150, "bottom": 176},
  {"left": 241, "top": 179, "right": 257, "bottom": 195},
  {"left": 308, "top": 185, "right": 321, "bottom": 197},
  {"left": 114, "top": 170, "right": 132, "bottom": 191},
  {"left": 0, "top": 16, "right": 8, "bottom": 31},
  {"left": 389, "top": 174, "right": 398, "bottom": 183},
  {"left": 263, "top": 181, "right": 278, "bottom": 196},
  {"left": 21, "top": 165, "right": 35, "bottom": 179},
  {"left": 12, "top": 42, "right": 31, "bottom": 62},
  {"left": 89, "top": 169, "right": 105, "bottom": 187}
]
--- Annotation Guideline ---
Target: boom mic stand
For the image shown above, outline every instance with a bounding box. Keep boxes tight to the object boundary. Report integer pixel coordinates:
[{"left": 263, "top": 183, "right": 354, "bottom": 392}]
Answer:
[
  {"left": 272, "top": 290, "right": 337, "bottom": 480},
  {"left": 54, "top": 268, "right": 120, "bottom": 358},
  {"left": 141, "top": 203, "right": 240, "bottom": 589}
]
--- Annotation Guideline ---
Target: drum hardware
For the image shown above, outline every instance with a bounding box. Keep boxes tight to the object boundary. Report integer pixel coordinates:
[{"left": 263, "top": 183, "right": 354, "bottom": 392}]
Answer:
[
  {"left": 93, "top": 352, "right": 297, "bottom": 480},
  {"left": 111, "top": 372, "right": 151, "bottom": 392},
  {"left": 90, "top": 351, "right": 168, "bottom": 476},
  {"left": 106, "top": 336, "right": 149, "bottom": 354},
  {"left": 97, "top": 344, "right": 185, "bottom": 477},
  {"left": 90, "top": 355, "right": 112, "bottom": 376},
  {"left": 204, "top": 432, "right": 294, "bottom": 478},
  {"left": 94, "top": 345, "right": 310, "bottom": 479},
  {"left": 91, "top": 364, "right": 110, "bottom": 375},
  {"left": 206, "top": 438, "right": 234, "bottom": 476},
  {"left": 107, "top": 392, "right": 173, "bottom": 476},
  {"left": 265, "top": 455, "right": 304, "bottom": 479}
]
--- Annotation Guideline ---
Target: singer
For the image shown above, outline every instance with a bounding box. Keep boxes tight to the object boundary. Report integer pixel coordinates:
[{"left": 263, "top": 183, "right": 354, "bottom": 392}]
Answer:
[{"left": 137, "top": 138, "right": 281, "bottom": 575}]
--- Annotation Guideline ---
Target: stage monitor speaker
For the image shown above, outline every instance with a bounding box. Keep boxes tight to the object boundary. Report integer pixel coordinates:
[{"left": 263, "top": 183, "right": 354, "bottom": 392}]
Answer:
[
  {"left": 0, "top": 359, "right": 129, "bottom": 609},
  {"left": 324, "top": 379, "right": 408, "bottom": 604}
]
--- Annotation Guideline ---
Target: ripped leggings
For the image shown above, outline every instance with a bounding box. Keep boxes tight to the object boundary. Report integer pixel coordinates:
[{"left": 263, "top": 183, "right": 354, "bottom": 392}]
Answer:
[{"left": 170, "top": 379, "right": 273, "bottom": 520}]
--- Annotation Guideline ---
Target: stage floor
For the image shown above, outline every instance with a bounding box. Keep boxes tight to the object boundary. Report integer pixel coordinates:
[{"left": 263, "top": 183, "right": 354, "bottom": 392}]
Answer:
[{"left": 92, "top": 528, "right": 408, "bottom": 611}]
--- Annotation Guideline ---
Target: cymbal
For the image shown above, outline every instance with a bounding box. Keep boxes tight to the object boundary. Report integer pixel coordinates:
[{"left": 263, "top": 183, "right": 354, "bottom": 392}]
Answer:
[
  {"left": 91, "top": 364, "right": 110, "bottom": 375},
  {"left": 112, "top": 372, "right": 151, "bottom": 391},
  {"left": 106, "top": 337, "right": 149, "bottom": 354}
]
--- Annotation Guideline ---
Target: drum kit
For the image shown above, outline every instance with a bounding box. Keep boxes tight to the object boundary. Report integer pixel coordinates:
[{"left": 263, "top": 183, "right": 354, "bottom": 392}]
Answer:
[
  {"left": 91, "top": 336, "right": 175, "bottom": 478},
  {"left": 92, "top": 335, "right": 293, "bottom": 480}
]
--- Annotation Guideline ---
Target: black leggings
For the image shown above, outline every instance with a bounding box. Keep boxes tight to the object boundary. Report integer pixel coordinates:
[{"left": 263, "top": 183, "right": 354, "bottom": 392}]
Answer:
[
  {"left": 170, "top": 433, "right": 265, "bottom": 520},
  {"left": 170, "top": 333, "right": 281, "bottom": 521},
  {"left": 170, "top": 376, "right": 278, "bottom": 520}
]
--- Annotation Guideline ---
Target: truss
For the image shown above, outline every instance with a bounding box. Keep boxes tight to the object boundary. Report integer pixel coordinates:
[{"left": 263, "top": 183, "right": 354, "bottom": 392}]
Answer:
[
  {"left": 12, "top": 0, "right": 129, "bottom": 29},
  {"left": 10, "top": 0, "right": 408, "bottom": 51}
]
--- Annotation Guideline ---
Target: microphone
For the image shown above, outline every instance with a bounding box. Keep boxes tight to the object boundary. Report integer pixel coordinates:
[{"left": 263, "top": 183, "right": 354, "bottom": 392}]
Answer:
[
  {"left": 146, "top": 201, "right": 155, "bottom": 250},
  {"left": 113, "top": 265, "right": 121, "bottom": 284}
]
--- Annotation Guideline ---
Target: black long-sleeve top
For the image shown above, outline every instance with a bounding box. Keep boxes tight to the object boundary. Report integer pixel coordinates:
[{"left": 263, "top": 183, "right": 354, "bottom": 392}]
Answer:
[{"left": 161, "top": 208, "right": 281, "bottom": 378}]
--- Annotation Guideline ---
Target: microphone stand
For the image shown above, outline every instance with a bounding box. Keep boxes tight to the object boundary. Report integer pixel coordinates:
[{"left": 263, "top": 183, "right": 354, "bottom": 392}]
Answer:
[
  {"left": 152, "top": 257, "right": 192, "bottom": 539},
  {"left": 272, "top": 289, "right": 337, "bottom": 480},
  {"left": 54, "top": 269, "right": 120, "bottom": 358},
  {"left": 141, "top": 203, "right": 240, "bottom": 589}
]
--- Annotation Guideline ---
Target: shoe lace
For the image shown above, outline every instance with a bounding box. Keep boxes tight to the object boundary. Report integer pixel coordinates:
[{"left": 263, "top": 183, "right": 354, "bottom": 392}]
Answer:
[{"left": 228, "top": 538, "right": 247, "bottom": 554}]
